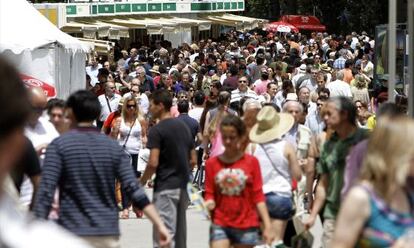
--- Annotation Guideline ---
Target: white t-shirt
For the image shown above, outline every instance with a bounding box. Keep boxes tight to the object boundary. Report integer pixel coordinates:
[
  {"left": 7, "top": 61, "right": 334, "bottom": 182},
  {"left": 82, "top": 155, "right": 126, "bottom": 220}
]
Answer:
[
  {"left": 189, "top": 106, "right": 204, "bottom": 123},
  {"left": 118, "top": 118, "right": 142, "bottom": 155},
  {"left": 98, "top": 94, "right": 122, "bottom": 122},
  {"left": 21, "top": 116, "right": 59, "bottom": 206},
  {"left": 85, "top": 64, "right": 102, "bottom": 87},
  {"left": 326, "top": 80, "right": 353, "bottom": 98}
]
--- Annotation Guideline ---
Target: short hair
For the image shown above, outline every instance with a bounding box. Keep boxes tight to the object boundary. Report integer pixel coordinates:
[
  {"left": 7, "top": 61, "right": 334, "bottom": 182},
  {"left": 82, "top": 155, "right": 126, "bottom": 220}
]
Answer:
[
  {"left": 220, "top": 115, "right": 246, "bottom": 137},
  {"left": 150, "top": 89, "right": 173, "bottom": 111},
  {"left": 283, "top": 100, "right": 304, "bottom": 113},
  {"left": 267, "top": 82, "right": 277, "bottom": 90},
  {"left": 336, "top": 71, "right": 345, "bottom": 80},
  {"left": 229, "top": 65, "right": 238, "bottom": 76},
  {"left": 194, "top": 91, "right": 205, "bottom": 105},
  {"left": 0, "top": 56, "right": 30, "bottom": 140},
  {"left": 47, "top": 98, "right": 65, "bottom": 115},
  {"left": 66, "top": 90, "right": 101, "bottom": 122},
  {"left": 328, "top": 96, "right": 357, "bottom": 125},
  {"left": 177, "top": 100, "right": 190, "bottom": 113},
  {"left": 345, "top": 59, "right": 354, "bottom": 68},
  {"left": 218, "top": 91, "right": 231, "bottom": 105},
  {"left": 317, "top": 87, "right": 331, "bottom": 98}
]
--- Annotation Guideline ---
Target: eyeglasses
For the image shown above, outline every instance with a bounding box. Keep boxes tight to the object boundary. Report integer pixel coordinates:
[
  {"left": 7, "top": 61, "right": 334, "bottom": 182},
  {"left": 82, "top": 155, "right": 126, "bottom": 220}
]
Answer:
[
  {"left": 127, "top": 105, "right": 136, "bottom": 109},
  {"left": 189, "top": 89, "right": 194, "bottom": 92}
]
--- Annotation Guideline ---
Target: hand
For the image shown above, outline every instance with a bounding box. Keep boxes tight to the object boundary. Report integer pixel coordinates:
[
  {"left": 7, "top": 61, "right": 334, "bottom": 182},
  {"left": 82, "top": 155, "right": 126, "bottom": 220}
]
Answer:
[
  {"left": 157, "top": 224, "right": 172, "bottom": 248},
  {"left": 35, "top": 143, "right": 48, "bottom": 156},
  {"left": 205, "top": 199, "right": 215, "bottom": 211},
  {"left": 262, "top": 225, "right": 275, "bottom": 245},
  {"left": 303, "top": 214, "right": 316, "bottom": 230},
  {"left": 298, "top": 159, "right": 308, "bottom": 167},
  {"left": 203, "top": 152, "right": 210, "bottom": 161}
]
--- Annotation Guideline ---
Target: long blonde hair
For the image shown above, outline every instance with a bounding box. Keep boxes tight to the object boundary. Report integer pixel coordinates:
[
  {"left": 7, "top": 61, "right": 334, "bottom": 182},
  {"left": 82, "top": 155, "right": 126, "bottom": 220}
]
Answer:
[
  {"left": 360, "top": 117, "right": 414, "bottom": 200},
  {"left": 122, "top": 96, "right": 143, "bottom": 122}
]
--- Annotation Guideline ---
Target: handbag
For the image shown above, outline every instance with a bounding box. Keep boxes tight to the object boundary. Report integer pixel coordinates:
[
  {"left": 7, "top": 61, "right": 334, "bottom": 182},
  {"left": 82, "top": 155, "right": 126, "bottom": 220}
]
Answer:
[{"left": 259, "top": 143, "right": 296, "bottom": 218}]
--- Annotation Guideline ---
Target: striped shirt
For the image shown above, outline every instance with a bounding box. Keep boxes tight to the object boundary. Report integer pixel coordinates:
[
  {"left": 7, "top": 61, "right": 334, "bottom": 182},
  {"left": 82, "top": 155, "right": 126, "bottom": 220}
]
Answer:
[
  {"left": 33, "top": 127, "right": 150, "bottom": 236},
  {"left": 230, "top": 88, "right": 259, "bottom": 103}
]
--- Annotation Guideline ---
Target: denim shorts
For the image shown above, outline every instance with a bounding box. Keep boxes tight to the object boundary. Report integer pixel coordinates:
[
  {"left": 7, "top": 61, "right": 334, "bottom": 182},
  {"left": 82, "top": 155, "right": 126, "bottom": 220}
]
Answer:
[
  {"left": 265, "top": 192, "right": 293, "bottom": 220},
  {"left": 209, "top": 224, "right": 260, "bottom": 245}
]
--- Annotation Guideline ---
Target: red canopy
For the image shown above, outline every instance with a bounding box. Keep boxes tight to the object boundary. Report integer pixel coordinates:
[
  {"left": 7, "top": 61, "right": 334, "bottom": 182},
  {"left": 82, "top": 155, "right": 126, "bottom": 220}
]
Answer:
[
  {"left": 280, "top": 15, "right": 326, "bottom": 32},
  {"left": 265, "top": 21, "right": 299, "bottom": 33},
  {"left": 21, "top": 74, "right": 56, "bottom": 98}
]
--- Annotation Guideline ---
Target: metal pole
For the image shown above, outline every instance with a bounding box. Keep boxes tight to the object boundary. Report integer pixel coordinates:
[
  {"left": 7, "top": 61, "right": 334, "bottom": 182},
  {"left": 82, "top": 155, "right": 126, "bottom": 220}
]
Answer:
[
  {"left": 409, "top": 0, "right": 414, "bottom": 117},
  {"left": 388, "top": 0, "right": 396, "bottom": 103}
]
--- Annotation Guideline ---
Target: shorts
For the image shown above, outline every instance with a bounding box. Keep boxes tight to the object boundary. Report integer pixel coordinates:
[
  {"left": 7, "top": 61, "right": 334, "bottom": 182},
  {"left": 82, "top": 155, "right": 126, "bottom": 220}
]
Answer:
[
  {"left": 265, "top": 192, "right": 293, "bottom": 220},
  {"left": 209, "top": 224, "right": 260, "bottom": 245}
]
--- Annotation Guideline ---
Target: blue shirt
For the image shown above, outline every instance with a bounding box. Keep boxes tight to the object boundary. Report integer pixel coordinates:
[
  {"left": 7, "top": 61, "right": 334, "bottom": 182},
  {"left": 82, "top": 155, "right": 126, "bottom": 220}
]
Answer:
[
  {"left": 333, "top": 57, "right": 346, "bottom": 70},
  {"left": 33, "top": 127, "right": 150, "bottom": 236}
]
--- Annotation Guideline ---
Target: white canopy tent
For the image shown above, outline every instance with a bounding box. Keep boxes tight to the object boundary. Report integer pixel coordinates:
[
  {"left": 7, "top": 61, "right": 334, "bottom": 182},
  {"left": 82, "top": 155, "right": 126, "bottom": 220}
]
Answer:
[{"left": 0, "top": 0, "right": 92, "bottom": 99}]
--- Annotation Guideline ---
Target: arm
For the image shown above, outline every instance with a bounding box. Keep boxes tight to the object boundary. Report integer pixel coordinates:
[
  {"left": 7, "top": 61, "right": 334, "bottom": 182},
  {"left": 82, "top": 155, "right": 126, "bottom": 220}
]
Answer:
[
  {"left": 204, "top": 159, "right": 216, "bottom": 214},
  {"left": 29, "top": 175, "right": 41, "bottom": 210},
  {"left": 190, "top": 149, "right": 197, "bottom": 170},
  {"left": 140, "top": 148, "right": 160, "bottom": 185},
  {"left": 32, "top": 142, "right": 62, "bottom": 219},
  {"left": 139, "top": 119, "right": 148, "bottom": 147},
  {"left": 304, "top": 138, "right": 317, "bottom": 208},
  {"left": 331, "top": 187, "right": 370, "bottom": 248},
  {"left": 304, "top": 174, "right": 328, "bottom": 229},
  {"left": 257, "top": 202, "right": 274, "bottom": 244},
  {"left": 109, "top": 117, "right": 121, "bottom": 140},
  {"left": 285, "top": 142, "right": 302, "bottom": 181}
]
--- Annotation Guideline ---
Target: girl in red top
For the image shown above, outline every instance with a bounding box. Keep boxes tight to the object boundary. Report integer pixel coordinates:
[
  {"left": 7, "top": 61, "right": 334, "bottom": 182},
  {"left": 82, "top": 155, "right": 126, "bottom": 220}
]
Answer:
[{"left": 204, "top": 115, "right": 274, "bottom": 248}]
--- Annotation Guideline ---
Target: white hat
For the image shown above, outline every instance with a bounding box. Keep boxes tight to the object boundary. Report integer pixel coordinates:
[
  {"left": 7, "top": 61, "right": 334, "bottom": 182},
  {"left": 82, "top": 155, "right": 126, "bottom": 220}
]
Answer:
[
  {"left": 298, "top": 64, "right": 307, "bottom": 73},
  {"left": 249, "top": 106, "right": 294, "bottom": 144}
]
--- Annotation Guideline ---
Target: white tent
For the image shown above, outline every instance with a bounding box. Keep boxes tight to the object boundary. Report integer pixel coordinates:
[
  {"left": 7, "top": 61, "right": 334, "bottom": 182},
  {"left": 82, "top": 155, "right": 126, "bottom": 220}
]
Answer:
[{"left": 0, "top": 0, "right": 92, "bottom": 99}]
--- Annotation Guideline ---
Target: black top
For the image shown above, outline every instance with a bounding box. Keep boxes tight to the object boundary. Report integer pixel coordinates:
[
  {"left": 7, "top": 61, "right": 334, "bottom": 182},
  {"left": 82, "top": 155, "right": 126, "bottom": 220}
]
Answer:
[
  {"left": 32, "top": 127, "right": 150, "bottom": 236},
  {"left": 147, "top": 118, "right": 194, "bottom": 192},
  {"left": 10, "top": 137, "right": 41, "bottom": 192},
  {"left": 177, "top": 114, "right": 200, "bottom": 141}
]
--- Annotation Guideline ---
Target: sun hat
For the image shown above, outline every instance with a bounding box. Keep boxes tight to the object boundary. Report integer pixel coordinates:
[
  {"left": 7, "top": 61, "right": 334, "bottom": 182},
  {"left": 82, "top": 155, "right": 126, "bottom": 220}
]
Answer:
[
  {"left": 285, "top": 93, "right": 298, "bottom": 102},
  {"left": 298, "top": 64, "right": 307, "bottom": 73},
  {"left": 249, "top": 106, "right": 294, "bottom": 144},
  {"left": 320, "top": 64, "right": 333, "bottom": 73},
  {"left": 149, "top": 65, "right": 161, "bottom": 75}
]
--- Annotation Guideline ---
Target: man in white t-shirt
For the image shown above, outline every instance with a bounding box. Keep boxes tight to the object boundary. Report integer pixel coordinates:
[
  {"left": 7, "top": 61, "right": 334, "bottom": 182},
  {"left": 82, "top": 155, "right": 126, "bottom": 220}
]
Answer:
[
  {"left": 188, "top": 91, "right": 205, "bottom": 123},
  {"left": 97, "top": 81, "right": 122, "bottom": 129},
  {"left": 326, "top": 71, "right": 352, "bottom": 98},
  {"left": 85, "top": 58, "right": 102, "bottom": 87},
  {"left": 123, "top": 82, "right": 149, "bottom": 115},
  {"left": 20, "top": 87, "right": 59, "bottom": 208}
]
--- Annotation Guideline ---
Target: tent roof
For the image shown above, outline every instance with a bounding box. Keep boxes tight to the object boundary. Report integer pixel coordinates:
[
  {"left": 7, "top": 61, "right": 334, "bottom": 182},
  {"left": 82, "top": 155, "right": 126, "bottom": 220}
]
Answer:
[
  {"left": 0, "top": 0, "right": 91, "bottom": 54},
  {"left": 279, "top": 15, "right": 326, "bottom": 32}
]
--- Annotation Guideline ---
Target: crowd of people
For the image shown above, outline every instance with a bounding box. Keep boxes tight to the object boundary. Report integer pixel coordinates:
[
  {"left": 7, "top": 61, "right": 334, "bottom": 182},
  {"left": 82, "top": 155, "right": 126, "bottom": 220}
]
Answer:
[{"left": 1, "top": 28, "right": 413, "bottom": 248}]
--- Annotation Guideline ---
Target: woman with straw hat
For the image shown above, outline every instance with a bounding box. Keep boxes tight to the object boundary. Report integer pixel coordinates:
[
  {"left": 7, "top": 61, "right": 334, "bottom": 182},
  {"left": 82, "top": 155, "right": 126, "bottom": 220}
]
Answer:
[{"left": 249, "top": 106, "right": 302, "bottom": 248}]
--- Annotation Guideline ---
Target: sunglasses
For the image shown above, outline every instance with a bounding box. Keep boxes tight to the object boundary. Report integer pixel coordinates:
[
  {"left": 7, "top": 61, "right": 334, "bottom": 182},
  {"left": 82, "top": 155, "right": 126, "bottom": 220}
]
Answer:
[
  {"left": 127, "top": 105, "right": 136, "bottom": 109},
  {"left": 189, "top": 89, "right": 194, "bottom": 92},
  {"left": 239, "top": 80, "right": 247, "bottom": 83},
  {"left": 131, "top": 90, "right": 139, "bottom": 94}
]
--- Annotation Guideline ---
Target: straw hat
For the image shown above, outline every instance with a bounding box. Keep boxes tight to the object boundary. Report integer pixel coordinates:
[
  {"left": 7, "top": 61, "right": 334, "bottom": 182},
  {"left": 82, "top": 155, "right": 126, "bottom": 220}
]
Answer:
[
  {"left": 250, "top": 106, "right": 294, "bottom": 144},
  {"left": 150, "top": 65, "right": 161, "bottom": 75},
  {"left": 285, "top": 93, "right": 298, "bottom": 102},
  {"left": 320, "top": 64, "right": 333, "bottom": 73}
]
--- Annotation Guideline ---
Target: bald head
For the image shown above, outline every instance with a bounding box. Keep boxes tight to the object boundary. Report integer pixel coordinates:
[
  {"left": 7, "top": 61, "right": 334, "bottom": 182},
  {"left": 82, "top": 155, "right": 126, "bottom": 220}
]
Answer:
[{"left": 28, "top": 87, "right": 48, "bottom": 127}]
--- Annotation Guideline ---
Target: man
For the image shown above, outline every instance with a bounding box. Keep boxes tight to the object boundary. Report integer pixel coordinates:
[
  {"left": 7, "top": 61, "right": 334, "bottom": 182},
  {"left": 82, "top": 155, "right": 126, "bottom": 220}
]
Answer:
[
  {"left": 360, "top": 54, "right": 374, "bottom": 79},
  {"left": 32, "top": 90, "right": 171, "bottom": 248},
  {"left": 101, "top": 98, "right": 124, "bottom": 135},
  {"left": 97, "top": 81, "right": 122, "bottom": 129},
  {"left": 188, "top": 91, "right": 205, "bottom": 123},
  {"left": 123, "top": 82, "right": 150, "bottom": 115},
  {"left": 177, "top": 100, "right": 202, "bottom": 142},
  {"left": 333, "top": 49, "right": 347, "bottom": 70},
  {"left": 299, "top": 67, "right": 319, "bottom": 92},
  {"left": 304, "top": 97, "right": 368, "bottom": 247},
  {"left": 341, "top": 59, "right": 354, "bottom": 84},
  {"left": 283, "top": 101, "right": 314, "bottom": 202},
  {"left": 258, "top": 81, "right": 278, "bottom": 104},
  {"left": 46, "top": 98, "right": 67, "bottom": 134},
  {"left": 20, "top": 87, "right": 59, "bottom": 208},
  {"left": 305, "top": 96, "right": 328, "bottom": 136},
  {"left": 292, "top": 64, "right": 307, "bottom": 88},
  {"left": 86, "top": 57, "right": 102, "bottom": 87},
  {"left": 230, "top": 75, "right": 259, "bottom": 109},
  {"left": 124, "top": 48, "right": 138, "bottom": 69},
  {"left": 141, "top": 89, "right": 197, "bottom": 248},
  {"left": 326, "top": 71, "right": 352, "bottom": 98},
  {"left": 253, "top": 67, "right": 270, "bottom": 95},
  {"left": 0, "top": 52, "right": 91, "bottom": 248},
  {"left": 136, "top": 66, "right": 155, "bottom": 93},
  {"left": 297, "top": 86, "right": 317, "bottom": 114},
  {"left": 222, "top": 64, "right": 239, "bottom": 91}
]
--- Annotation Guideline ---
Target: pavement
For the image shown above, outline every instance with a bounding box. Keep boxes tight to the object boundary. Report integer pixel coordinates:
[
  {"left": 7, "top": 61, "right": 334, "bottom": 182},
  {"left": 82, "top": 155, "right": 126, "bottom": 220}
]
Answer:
[{"left": 120, "top": 188, "right": 210, "bottom": 248}]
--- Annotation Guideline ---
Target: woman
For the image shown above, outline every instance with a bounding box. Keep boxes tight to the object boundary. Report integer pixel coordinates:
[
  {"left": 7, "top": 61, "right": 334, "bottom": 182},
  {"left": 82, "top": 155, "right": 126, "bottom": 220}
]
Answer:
[
  {"left": 249, "top": 106, "right": 302, "bottom": 247},
  {"left": 351, "top": 74, "right": 371, "bottom": 111},
  {"left": 111, "top": 96, "right": 147, "bottom": 219},
  {"left": 355, "top": 100, "right": 372, "bottom": 128},
  {"left": 331, "top": 117, "right": 414, "bottom": 248},
  {"left": 204, "top": 115, "right": 274, "bottom": 248}
]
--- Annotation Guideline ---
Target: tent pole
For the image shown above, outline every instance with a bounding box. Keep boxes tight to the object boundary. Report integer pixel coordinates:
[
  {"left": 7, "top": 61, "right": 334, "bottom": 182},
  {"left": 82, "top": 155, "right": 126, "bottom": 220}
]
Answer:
[{"left": 388, "top": 0, "right": 396, "bottom": 103}]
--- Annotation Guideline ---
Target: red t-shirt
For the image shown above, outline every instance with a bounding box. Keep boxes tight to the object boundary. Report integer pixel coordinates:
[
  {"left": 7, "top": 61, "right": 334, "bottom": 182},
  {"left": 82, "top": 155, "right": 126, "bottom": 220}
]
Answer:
[{"left": 204, "top": 154, "right": 265, "bottom": 229}]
